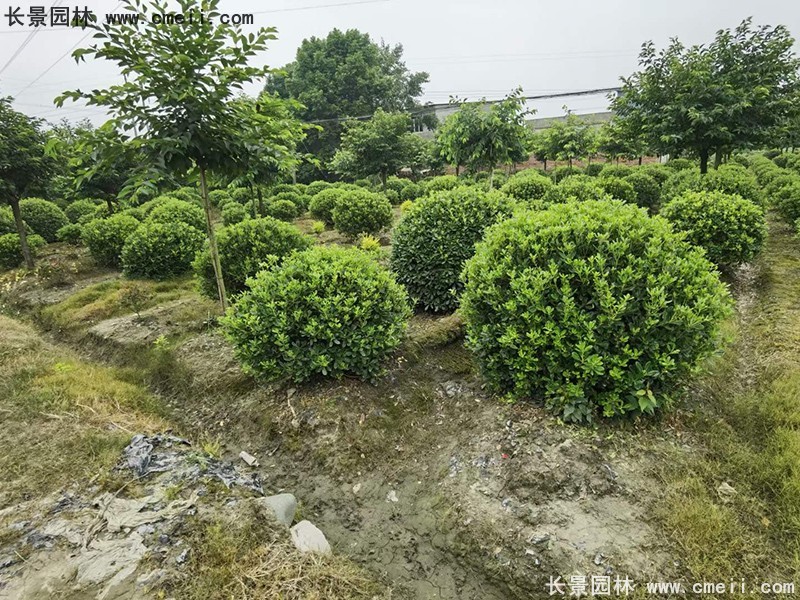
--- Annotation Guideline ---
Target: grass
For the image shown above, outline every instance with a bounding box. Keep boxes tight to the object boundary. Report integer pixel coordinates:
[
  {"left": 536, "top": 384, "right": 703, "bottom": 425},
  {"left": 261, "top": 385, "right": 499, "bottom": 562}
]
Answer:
[
  {"left": 166, "top": 504, "right": 390, "bottom": 600},
  {"left": 0, "top": 315, "right": 168, "bottom": 507},
  {"left": 656, "top": 218, "right": 800, "bottom": 588}
]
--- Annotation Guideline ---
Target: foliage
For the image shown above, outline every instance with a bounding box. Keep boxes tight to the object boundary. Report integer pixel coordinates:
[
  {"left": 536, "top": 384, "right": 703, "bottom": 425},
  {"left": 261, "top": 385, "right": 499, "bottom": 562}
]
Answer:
[
  {"left": 639, "top": 162, "right": 672, "bottom": 185},
  {"left": 309, "top": 188, "right": 346, "bottom": 225},
  {"left": 435, "top": 89, "right": 532, "bottom": 184},
  {"left": 222, "top": 203, "right": 248, "bottom": 226},
  {"left": 0, "top": 233, "right": 45, "bottom": 270},
  {"left": 0, "top": 207, "right": 25, "bottom": 235},
  {"left": 391, "top": 187, "right": 515, "bottom": 312},
  {"left": 266, "top": 199, "right": 299, "bottom": 221},
  {"left": 121, "top": 221, "right": 205, "bottom": 279},
  {"left": 661, "top": 165, "right": 763, "bottom": 205},
  {"left": 539, "top": 111, "right": 595, "bottom": 167},
  {"left": 550, "top": 165, "right": 581, "bottom": 183},
  {"left": 599, "top": 164, "right": 633, "bottom": 179},
  {"left": 311, "top": 220, "right": 325, "bottom": 234},
  {"left": 500, "top": 169, "right": 553, "bottom": 202},
  {"left": 19, "top": 198, "right": 69, "bottom": 242},
  {"left": 613, "top": 19, "right": 800, "bottom": 172},
  {"left": 82, "top": 214, "right": 141, "bottom": 267},
  {"left": 208, "top": 189, "right": 231, "bottom": 207},
  {"left": 544, "top": 175, "right": 610, "bottom": 204},
  {"left": 264, "top": 28, "right": 429, "bottom": 170},
  {"left": 221, "top": 245, "right": 411, "bottom": 382},
  {"left": 64, "top": 199, "right": 100, "bottom": 224},
  {"left": 584, "top": 163, "right": 604, "bottom": 177},
  {"left": 306, "top": 180, "right": 331, "bottom": 196},
  {"left": 623, "top": 170, "right": 661, "bottom": 211},
  {"left": 56, "top": 223, "right": 84, "bottom": 244},
  {"left": 399, "top": 181, "right": 423, "bottom": 201},
  {"left": 424, "top": 175, "right": 461, "bottom": 193},
  {"left": 147, "top": 199, "right": 207, "bottom": 231},
  {"left": 331, "top": 109, "right": 417, "bottom": 186},
  {"left": 772, "top": 181, "right": 800, "bottom": 225},
  {"left": 271, "top": 190, "right": 308, "bottom": 211},
  {"left": 331, "top": 190, "right": 393, "bottom": 238},
  {"left": 194, "top": 217, "right": 312, "bottom": 297},
  {"left": 359, "top": 234, "right": 382, "bottom": 253},
  {"left": 597, "top": 177, "right": 637, "bottom": 203},
  {"left": 661, "top": 190, "right": 766, "bottom": 267},
  {"left": 461, "top": 200, "right": 732, "bottom": 422}
]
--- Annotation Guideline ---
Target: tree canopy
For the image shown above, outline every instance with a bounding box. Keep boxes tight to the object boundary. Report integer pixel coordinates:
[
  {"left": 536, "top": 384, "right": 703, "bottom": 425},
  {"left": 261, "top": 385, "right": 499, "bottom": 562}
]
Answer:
[
  {"left": 613, "top": 18, "right": 800, "bottom": 172},
  {"left": 265, "top": 28, "right": 429, "bottom": 173}
]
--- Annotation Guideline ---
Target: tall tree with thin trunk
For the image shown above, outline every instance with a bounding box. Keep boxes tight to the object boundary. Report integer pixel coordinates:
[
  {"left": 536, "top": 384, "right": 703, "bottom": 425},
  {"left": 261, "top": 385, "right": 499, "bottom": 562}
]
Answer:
[
  {"left": 57, "top": 0, "right": 303, "bottom": 309},
  {"left": 0, "top": 98, "right": 54, "bottom": 269}
]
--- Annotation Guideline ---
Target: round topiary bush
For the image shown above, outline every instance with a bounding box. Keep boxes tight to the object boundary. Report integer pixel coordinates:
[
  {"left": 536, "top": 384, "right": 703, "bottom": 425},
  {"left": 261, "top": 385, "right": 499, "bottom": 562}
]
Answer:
[
  {"left": 661, "top": 191, "right": 766, "bottom": 267},
  {"left": 65, "top": 199, "right": 100, "bottom": 224},
  {"left": 598, "top": 177, "right": 637, "bottom": 204},
  {"left": 331, "top": 190, "right": 393, "bottom": 238},
  {"left": 583, "top": 163, "right": 604, "bottom": 177},
  {"left": 228, "top": 187, "right": 252, "bottom": 205},
  {"left": 272, "top": 191, "right": 308, "bottom": 211},
  {"left": 306, "top": 180, "right": 332, "bottom": 196},
  {"left": 392, "top": 187, "right": 515, "bottom": 312},
  {"left": 208, "top": 190, "right": 231, "bottom": 207},
  {"left": 56, "top": 223, "right": 83, "bottom": 244},
  {"left": 147, "top": 199, "right": 207, "bottom": 231},
  {"left": 194, "top": 216, "right": 312, "bottom": 297},
  {"left": 461, "top": 199, "right": 731, "bottom": 422},
  {"left": 309, "top": 188, "right": 347, "bottom": 225},
  {"left": 385, "top": 177, "right": 408, "bottom": 194},
  {"left": 622, "top": 171, "right": 661, "bottom": 212},
  {"left": 0, "top": 233, "right": 46, "bottom": 270},
  {"left": 639, "top": 163, "right": 672, "bottom": 186},
  {"left": 599, "top": 164, "right": 633, "bottom": 179},
  {"left": 384, "top": 189, "right": 400, "bottom": 205},
  {"left": 266, "top": 199, "right": 299, "bottom": 221},
  {"left": 544, "top": 175, "right": 610, "bottom": 205},
  {"left": 703, "top": 164, "right": 763, "bottom": 205},
  {"left": 772, "top": 181, "right": 800, "bottom": 225},
  {"left": 424, "top": 175, "right": 461, "bottom": 193},
  {"left": 169, "top": 186, "right": 202, "bottom": 205},
  {"left": 121, "top": 221, "right": 205, "bottom": 279},
  {"left": 82, "top": 214, "right": 141, "bottom": 267},
  {"left": 550, "top": 165, "right": 582, "bottom": 183},
  {"left": 666, "top": 158, "right": 695, "bottom": 170},
  {"left": 222, "top": 202, "right": 248, "bottom": 226},
  {"left": 399, "top": 182, "right": 423, "bottom": 202},
  {"left": 0, "top": 206, "right": 25, "bottom": 235},
  {"left": 221, "top": 245, "right": 411, "bottom": 382},
  {"left": 19, "top": 198, "right": 69, "bottom": 242},
  {"left": 500, "top": 169, "right": 553, "bottom": 202}
]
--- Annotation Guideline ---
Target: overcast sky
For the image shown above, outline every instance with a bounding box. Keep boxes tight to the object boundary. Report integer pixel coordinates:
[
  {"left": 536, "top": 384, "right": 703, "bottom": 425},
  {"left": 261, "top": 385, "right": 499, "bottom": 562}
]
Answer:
[{"left": 1, "top": 0, "right": 798, "bottom": 126}]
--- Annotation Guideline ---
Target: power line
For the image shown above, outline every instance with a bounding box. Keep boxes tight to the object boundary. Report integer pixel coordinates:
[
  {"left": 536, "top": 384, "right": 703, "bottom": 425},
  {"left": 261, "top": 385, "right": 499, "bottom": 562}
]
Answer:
[
  {"left": 0, "top": 0, "right": 64, "bottom": 75},
  {"left": 251, "top": 0, "right": 390, "bottom": 14}
]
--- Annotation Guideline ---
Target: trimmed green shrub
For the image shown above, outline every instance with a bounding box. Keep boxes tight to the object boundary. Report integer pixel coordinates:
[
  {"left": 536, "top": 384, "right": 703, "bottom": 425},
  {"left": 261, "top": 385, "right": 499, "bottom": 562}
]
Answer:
[
  {"left": 121, "top": 221, "right": 205, "bottom": 279},
  {"left": 65, "top": 199, "right": 100, "bottom": 224},
  {"left": 56, "top": 223, "right": 83, "bottom": 244},
  {"left": 354, "top": 178, "right": 374, "bottom": 189},
  {"left": 399, "top": 182, "right": 423, "bottom": 201},
  {"left": 273, "top": 191, "right": 308, "bottom": 211},
  {"left": 271, "top": 184, "right": 297, "bottom": 195},
  {"left": 266, "top": 199, "right": 299, "bottom": 221},
  {"left": 0, "top": 233, "right": 46, "bottom": 270},
  {"left": 0, "top": 207, "right": 23, "bottom": 235},
  {"left": 773, "top": 181, "right": 800, "bottom": 225},
  {"left": 500, "top": 169, "right": 553, "bottom": 202},
  {"left": 461, "top": 200, "right": 732, "bottom": 422},
  {"left": 763, "top": 171, "right": 798, "bottom": 199},
  {"left": 599, "top": 164, "right": 632, "bottom": 179},
  {"left": 306, "top": 180, "right": 332, "bottom": 196},
  {"left": 661, "top": 169, "right": 700, "bottom": 202},
  {"left": 118, "top": 207, "right": 146, "bottom": 222},
  {"left": 385, "top": 176, "right": 408, "bottom": 194},
  {"left": 385, "top": 189, "right": 400, "bottom": 205},
  {"left": 148, "top": 199, "right": 207, "bottom": 231},
  {"left": 221, "top": 245, "right": 411, "bottom": 382},
  {"left": 170, "top": 186, "right": 202, "bottom": 205},
  {"left": 19, "top": 198, "right": 69, "bottom": 242},
  {"left": 661, "top": 191, "right": 766, "bottom": 267},
  {"left": 222, "top": 202, "right": 248, "bottom": 226},
  {"left": 424, "top": 175, "right": 461, "bottom": 193},
  {"left": 309, "top": 188, "right": 347, "bottom": 225},
  {"left": 391, "top": 187, "right": 515, "bottom": 312},
  {"left": 208, "top": 190, "right": 231, "bottom": 207},
  {"left": 623, "top": 171, "right": 661, "bottom": 212},
  {"left": 331, "top": 190, "right": 393, "bottom": 238},
  {"left": 194, "top": 216, "right": 312, "bottom": 297},
  {"left": 584, "top": 163, "right": 604, "bottom": 177},
  {"left": 83, "top": 214, "right": 141, "bottom": 267},
  {"left": 639, "top": 163, "right": 672, "bottom": 185},
  {"left": 705, "top": 164, "right": 762, "bottom": 205},
  {"left": 550, "top": 165, "right": 582, "bottom": 183},
  {"left": 228, "top": 187, "right": 252, "bottom": 204},
  {"left": 544, "top": 175, "right": 610, "bottom": 204},
  {"left": 598, "top": 177, "right": 637, "bottom": 203},
  {"left": 133, "top": 196, "right": 171, "bottom": 218},
  {"left": 311, "top": 220, "right": 325, "bottom": 234},
  {"left": 666, "top": 158, "right": 695, "bottom": 170}
]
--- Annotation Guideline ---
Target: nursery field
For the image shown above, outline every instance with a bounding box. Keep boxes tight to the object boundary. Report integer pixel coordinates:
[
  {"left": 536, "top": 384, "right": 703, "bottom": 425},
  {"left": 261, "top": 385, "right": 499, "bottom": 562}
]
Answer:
[{"left": 3, "top": 153, "right": 800, "bottom": 598}]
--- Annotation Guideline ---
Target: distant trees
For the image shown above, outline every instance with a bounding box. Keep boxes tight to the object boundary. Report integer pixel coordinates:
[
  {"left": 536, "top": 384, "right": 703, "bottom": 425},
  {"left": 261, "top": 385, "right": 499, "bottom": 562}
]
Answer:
[
  {"left": 614, "top": 18, "right": 800, "bottom": 173},
  {"left": 57, "top": 0, "right": 307, "bottom": 309},
  {"left": 331, "top": 109, "right": 417, "bottom": 188},
  {"left": 0, "top": 98, "right": 54, "bottom": 268},
  {"left": 265, "top": 28, "right": 429, "bottom": 175},
  {"left": 435, "top": 90, "right": 532, "bottom": 187}
]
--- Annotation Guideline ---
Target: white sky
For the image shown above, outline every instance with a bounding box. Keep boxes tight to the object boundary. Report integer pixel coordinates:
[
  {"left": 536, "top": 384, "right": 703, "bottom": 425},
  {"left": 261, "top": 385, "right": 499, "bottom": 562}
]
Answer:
[{"left": 1, "top": 0, "right": 798, "bottom": 125}]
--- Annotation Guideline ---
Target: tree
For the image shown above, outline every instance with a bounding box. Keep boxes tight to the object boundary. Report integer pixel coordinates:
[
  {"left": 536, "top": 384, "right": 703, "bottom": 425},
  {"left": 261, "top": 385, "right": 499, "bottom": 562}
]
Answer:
[
  {"left": 597, "top": 119, "right": 648, "bottom": 164},
  {"left": 0, "top": 98, "right": 54, "bottom": 269},
  {"left": 265, "top": 28, "right": 429, "bottom": 174},
  {"left": 435, "top": 89, "right": 532, "bottom": 187},
  {"left": 614, "top": 19, "right": 800, "bottom": 173},
  {"left": 543, "top": 111, "right": 593, "bottom": 169},
  {"left": 530, "top": 130, "right": 552, "bottom": 171},
  {"left": 330, "top": 109, "right": 415, "bottom": 187},
  {"left": 57, "top": 0, "right": 306, "bottom": 309}
]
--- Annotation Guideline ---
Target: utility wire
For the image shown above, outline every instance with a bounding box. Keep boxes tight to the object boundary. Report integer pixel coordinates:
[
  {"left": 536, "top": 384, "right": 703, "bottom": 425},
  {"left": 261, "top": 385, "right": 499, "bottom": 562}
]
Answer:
[
  {"left": 0, "top": 0, "right": 64, "bottom": 75},
  {"left": 251, "top": 0, "right": 390, "bottom": 14}
]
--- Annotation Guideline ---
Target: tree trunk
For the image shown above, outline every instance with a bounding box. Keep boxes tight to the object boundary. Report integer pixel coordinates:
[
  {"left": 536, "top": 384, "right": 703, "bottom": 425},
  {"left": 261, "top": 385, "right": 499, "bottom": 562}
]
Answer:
[
  {"left": 292, "top": 167, "right": 297, "bottom": 185},
  {"left": 568, "top": 157, "right": 573, "bottom": 169},
  {"left": 713, "top": 150, "right": 722, "bottom": 170},
  {"left": 199, "top": 167, "right": 227, "bottom": 310},
  {"left": 257, "top": 187, "right": 264, "bottom": 217},
  {"left": 105, "top": 198, "right": 115, "bottom": 214},
  {"left": 638, "top": 156, "right": 643, "bottom": 166},
  {"left": 380, "top": 171, "right": 387, "bottom": 190},
  {"left": 543, "top": 159, "right": 547, "bottom": 172},
  {"left": 10, "top": 198, "right": 34, "bottom": 269},
  {"left": 248, "top": 183, "right": 257, "bottom": 218},
  {"left": 455, "top": 164, "right": 460, "bottom": 177},
  {"left": 699, "top": 149, "right": 709, "bottom": 174}
]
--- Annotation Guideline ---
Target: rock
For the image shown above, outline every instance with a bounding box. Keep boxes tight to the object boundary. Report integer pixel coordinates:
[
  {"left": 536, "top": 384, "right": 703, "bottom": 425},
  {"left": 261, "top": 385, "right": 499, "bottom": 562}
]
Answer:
[
  {"left": 290, "top": 520, "right": 331, "bottom": 554},
  {"left": 255, "top": 493, "right": 297, "bottom": 527},
  {"left": 175, "top": 548, "right": 190, "bottom": 564},
  {"left": 386, "top": 490, "right": 399, "bottom": 503}
]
